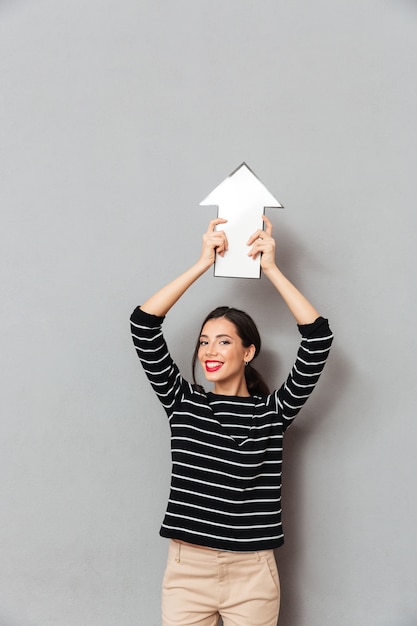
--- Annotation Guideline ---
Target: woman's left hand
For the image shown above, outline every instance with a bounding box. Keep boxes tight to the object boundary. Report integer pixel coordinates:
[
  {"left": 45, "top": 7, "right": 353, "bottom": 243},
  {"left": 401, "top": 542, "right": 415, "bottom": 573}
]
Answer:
[{"left": 247, "top": 215, "right": 277, "bottom": 271}]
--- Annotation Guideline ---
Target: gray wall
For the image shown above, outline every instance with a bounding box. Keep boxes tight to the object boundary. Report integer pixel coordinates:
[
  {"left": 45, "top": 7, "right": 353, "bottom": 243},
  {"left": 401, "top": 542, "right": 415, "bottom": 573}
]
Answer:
[{"left": 1, "top": 1, "right": 416, "bottom": 625}]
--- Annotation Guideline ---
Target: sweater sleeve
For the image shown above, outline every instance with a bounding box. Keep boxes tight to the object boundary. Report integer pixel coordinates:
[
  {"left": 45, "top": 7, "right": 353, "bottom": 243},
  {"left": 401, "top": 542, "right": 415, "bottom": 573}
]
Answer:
[
  {"left": 275, "top": 316, "right": 334, "bottom": 430},
  {"left": 130, "top": 306, "right": 184, "bottom": 417}
]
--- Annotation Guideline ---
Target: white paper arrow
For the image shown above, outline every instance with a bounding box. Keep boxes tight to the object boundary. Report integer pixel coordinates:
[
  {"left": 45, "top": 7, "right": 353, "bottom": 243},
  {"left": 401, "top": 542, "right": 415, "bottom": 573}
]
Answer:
[{"left": 200, "top": 162, "right": 283, "bottom": 278}]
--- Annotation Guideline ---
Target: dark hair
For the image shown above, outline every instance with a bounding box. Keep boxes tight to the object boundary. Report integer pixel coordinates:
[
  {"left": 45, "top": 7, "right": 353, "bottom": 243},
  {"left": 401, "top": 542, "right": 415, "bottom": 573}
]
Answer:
[{"left": 191, "top": 306, "right": 270, "bottom": 396}]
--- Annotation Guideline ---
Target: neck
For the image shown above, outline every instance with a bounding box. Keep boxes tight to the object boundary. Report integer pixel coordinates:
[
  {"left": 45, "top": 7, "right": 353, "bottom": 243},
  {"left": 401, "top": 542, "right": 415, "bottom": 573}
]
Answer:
[{"left": 213, "top": 379, "right": 250, "bottom": 397}]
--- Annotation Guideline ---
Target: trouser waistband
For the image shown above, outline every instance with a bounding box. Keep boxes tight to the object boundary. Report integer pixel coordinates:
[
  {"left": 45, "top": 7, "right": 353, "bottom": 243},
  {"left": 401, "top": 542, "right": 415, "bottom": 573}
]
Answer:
[{"left": 169, "top": 539, "right": 273, "bottom": 564}]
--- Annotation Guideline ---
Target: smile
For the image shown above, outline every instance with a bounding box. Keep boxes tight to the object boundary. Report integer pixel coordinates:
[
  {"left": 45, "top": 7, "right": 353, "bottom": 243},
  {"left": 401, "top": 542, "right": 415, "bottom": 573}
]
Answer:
[{"left": 205, "top": 361, "right": 224, "bottom": 372}]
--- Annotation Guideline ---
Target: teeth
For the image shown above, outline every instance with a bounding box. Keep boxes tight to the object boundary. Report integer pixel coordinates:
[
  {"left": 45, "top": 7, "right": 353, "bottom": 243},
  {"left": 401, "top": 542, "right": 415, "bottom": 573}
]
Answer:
[{"left": 206, "top": 362, "right": 222, "bottom": 370}]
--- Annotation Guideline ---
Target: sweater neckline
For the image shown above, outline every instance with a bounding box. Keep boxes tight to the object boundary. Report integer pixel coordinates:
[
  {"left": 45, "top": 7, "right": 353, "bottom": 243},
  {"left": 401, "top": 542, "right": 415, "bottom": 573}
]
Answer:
[
  {"left": 207, "top": 391, "right": 257, "bottom": 402},
  {"left": 206, "top": 392, "right": 258, "bottom": 446}
]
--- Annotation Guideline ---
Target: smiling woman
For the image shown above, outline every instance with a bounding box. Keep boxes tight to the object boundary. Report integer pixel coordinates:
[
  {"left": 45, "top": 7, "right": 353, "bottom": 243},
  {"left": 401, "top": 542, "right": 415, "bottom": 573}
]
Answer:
[
  {"left": 193, "top": 307, "right": 267, "bottom": 397},
  {"left": 130, "top": 216, "right": 333, "bottom": 626},
  {"left": 198, "top": 316, "right": 254, "bottom": 396}
]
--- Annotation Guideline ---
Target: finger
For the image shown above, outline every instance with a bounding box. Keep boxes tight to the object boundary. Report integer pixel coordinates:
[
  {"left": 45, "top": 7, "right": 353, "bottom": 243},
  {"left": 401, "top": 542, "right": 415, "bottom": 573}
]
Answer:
[
  {"left": 207, "top": 217, "right": 228, "bottom": 233},
  {"left": 247, "top": 238, "right": 264, "bottom": 257},
  {"left": 213, "top": 228, "right": 229, "bottom": 248},
  {"left": 223, "top": 232, "right": 229, "bottom": 252},
  {"left": 204, "top": 230, "right": 229, "bottom": 254},
  {"left": 248, "top": 237, "right": 274, "bottom": 259},
  {"left": 220, "top": 233, "right": 229, "bottom": 254},
  {"left": 247, "top": 229, "right": 265, "bottom": 246},
  {"left": 262, "top": 214, "right": 273, "bottom": 236},
  {"left": 214, "top": 235, "right": 228, "bottom": 255}
]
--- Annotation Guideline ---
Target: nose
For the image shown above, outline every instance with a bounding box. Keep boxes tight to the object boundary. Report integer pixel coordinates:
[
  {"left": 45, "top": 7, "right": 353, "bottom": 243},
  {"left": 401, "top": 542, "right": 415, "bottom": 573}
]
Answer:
[{"left": 205, "top": 343, "right": 217, "bottom": 357}]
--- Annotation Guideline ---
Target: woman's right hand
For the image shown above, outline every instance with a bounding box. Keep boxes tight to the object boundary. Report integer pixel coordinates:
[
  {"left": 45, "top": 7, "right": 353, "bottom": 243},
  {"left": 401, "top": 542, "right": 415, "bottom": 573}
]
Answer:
[{"left": 199, "top": 218, "right": 228, "bottom": 269}]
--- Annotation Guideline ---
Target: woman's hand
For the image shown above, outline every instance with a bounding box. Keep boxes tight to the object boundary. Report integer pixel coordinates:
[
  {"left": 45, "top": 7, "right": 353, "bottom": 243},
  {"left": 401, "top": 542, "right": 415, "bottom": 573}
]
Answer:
[
  {"left": 247, "top": 215, "right": 277, "bottom": 272},
  {"left": 247, "top": 214, "right": 320, "bottom": 324},
  {"left": 199, "top": 218, "right": 229, "bottom": 270},
  {"left": 140, "top": 218, "right": 228, "bottom": 317}
]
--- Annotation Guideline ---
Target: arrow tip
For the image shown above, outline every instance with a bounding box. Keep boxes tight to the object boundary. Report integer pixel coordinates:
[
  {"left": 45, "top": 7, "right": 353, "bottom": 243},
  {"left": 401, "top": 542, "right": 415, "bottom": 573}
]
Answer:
[{"left": 199, "top": 162, "right": 283, "bottom": 208}]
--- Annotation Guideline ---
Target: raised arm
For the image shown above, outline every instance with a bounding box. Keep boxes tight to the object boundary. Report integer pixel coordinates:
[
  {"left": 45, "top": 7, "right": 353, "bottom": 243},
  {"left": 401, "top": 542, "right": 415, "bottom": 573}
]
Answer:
[
  {"left": 140, "top": 218, "right": 228, "bottom": 317},
  {"left": 247, "top": 215, "right": 320, "bottom": 325}
]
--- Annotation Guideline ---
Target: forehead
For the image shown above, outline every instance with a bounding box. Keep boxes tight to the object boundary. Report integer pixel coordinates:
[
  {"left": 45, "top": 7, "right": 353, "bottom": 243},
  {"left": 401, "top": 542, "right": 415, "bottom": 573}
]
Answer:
[{"left": 200, "top": 317, "right": 239, "bottom": 337}]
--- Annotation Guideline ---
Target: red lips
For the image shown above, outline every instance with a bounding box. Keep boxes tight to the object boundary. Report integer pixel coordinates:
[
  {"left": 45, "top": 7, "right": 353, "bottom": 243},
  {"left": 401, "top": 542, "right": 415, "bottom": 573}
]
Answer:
[{"left": 205, "top": 360, "right": 223, "bottom": 372}]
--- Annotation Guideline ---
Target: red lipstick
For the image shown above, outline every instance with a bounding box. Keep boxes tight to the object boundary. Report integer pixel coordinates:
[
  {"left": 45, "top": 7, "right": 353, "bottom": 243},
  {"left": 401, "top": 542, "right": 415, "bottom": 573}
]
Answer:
[{"left": 205, "top": 360, "right": 223, "bottom": 372}]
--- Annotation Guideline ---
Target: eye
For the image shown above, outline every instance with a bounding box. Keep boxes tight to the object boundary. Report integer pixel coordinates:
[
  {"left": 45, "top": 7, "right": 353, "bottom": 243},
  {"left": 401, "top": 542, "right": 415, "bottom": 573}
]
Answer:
[
  {"left": 199, "top": 340, "right": 208, "bottom": 346},
  {"left": 219, "top": 340, "right": 230, "bottom": 345}
]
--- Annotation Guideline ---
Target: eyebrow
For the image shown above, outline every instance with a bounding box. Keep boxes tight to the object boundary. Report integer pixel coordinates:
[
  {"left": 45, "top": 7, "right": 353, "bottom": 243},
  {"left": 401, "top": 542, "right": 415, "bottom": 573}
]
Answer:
[{"left": 199, "top": 333, "right": 234, "bottom": 340}]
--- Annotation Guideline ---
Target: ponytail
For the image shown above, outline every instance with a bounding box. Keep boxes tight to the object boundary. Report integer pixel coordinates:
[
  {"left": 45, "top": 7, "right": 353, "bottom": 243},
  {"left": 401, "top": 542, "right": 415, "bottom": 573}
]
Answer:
[{"left": 245, "top": 363, "right": 270, "bottom": 396}]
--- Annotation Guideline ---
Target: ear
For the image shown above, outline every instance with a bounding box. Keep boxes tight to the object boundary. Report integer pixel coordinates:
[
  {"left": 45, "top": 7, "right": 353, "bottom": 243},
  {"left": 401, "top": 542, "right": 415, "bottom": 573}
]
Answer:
[{"left": 244, "top": 344, "right": 256, "bottom": 364}]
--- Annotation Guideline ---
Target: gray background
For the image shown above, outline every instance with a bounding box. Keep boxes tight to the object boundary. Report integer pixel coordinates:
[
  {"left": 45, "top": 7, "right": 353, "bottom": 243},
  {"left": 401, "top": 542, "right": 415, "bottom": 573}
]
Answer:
[{"left": 1, "top": 1, "right": 416, "bottom": 625}]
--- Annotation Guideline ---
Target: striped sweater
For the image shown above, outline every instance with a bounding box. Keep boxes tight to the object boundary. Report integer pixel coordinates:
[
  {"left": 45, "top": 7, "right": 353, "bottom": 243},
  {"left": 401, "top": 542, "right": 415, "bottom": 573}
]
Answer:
[{"left": 130, "top": 306, "right": 333, "bottom": 551}]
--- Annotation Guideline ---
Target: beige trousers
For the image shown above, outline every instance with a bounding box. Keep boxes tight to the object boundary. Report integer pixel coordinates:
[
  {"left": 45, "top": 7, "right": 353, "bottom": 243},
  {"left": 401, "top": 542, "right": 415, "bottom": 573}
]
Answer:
[{"left": 162, "top": 540, "right": 280, "bottom": 626}]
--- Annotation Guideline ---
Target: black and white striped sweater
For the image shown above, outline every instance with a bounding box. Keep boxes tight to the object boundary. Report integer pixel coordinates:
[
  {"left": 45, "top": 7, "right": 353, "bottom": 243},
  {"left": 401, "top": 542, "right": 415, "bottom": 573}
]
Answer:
[{"left": 130, "top": 306, "right": 333, "bottom": 551}]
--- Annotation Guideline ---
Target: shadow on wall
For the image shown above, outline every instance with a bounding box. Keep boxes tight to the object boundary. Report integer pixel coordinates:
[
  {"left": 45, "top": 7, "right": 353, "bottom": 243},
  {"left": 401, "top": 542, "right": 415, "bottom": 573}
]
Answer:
[{"left": 275, "top": 345, "right": 352, "bottom": 626}]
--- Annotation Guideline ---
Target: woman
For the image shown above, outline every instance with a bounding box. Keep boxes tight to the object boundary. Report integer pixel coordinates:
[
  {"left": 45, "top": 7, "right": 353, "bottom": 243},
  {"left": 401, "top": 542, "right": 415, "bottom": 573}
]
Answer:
[{"left": 130, "top": 215, "right": 333, "bottom": 626}]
